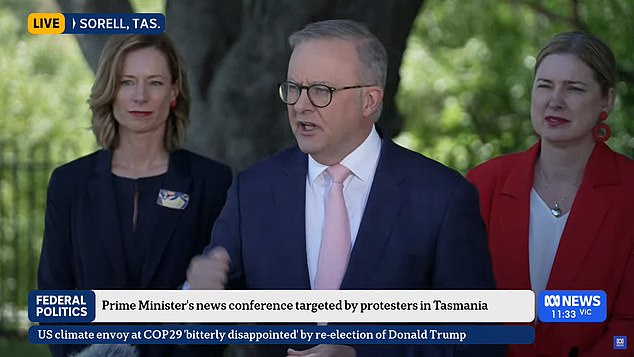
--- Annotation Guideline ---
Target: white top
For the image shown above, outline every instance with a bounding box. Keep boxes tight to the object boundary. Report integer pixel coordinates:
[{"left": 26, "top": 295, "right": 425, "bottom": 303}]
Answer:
[
  {"left": 305, "top": 127, "right": 382, "bottom": 288},
  {"left": 528, "top": 188, "right": 569, "bottom": 296}
]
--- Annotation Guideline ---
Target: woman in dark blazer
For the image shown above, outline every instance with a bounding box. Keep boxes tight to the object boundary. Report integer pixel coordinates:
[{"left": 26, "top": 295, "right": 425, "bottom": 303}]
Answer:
[
  {"left": 37, "top": 34, "right": 232, "bottom": 357},
  {"left": 467, "top": 32, "right": 634, "bottom": 356}
]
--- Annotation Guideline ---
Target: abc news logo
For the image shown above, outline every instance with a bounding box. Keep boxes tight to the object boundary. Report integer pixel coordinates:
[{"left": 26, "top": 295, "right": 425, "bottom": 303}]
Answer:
[{"left": 543, "top": 294, "right": 602, "bottom": 308}]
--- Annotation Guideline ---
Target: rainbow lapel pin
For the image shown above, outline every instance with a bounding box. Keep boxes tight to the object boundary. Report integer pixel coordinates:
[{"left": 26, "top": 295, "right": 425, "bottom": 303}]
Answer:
[{"left": 156, "top": 189, "right": 190, "bottom": 210}]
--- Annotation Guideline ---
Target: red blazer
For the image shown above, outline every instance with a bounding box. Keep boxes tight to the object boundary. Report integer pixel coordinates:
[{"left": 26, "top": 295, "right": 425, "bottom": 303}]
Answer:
[{"left": 467, "top": 142, "right": 634, "bottom": 356}]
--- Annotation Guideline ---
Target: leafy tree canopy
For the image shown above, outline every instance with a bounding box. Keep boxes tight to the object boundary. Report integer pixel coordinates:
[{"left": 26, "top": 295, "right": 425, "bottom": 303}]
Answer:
[{"left": 398, "top": 0, "right": 634, "bottom": 172}]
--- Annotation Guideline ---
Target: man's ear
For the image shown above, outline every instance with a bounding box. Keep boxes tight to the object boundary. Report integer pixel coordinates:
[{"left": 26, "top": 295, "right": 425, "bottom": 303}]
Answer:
[{"left": 362, "top": 86, "right": 384, "bottom": 118}]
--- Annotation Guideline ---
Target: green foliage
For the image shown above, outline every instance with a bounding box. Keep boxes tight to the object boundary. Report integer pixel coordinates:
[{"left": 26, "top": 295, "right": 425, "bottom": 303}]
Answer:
[
  {"left": 398, "top": 0, "right": 634, "bottom": 172},
  {"left": 0, "top": 337, "right": 49, "bottom": 356},
  {"left": 131, "top": 0, "right": 165, "bottom": 13},
  {"left": 0, "top": 0, "right": 164, "bottom": 335},
  {"left": 0, "top": 7, "right": 95, "bottom": 152},
  {"left": 0, "top": 2, "right": 96, "bottom": 332}
]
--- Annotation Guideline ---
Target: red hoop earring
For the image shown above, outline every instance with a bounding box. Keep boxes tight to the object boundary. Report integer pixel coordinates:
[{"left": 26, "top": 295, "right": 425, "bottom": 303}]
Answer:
[
  {"left": 592, "top": 123, "right": 611, "bottom": 142},
  {"left": 170, "top": 99, "right": 177, "bottom": 108},
  {"left": 599, "top": 111, "right": 608, "bottom": 121}
]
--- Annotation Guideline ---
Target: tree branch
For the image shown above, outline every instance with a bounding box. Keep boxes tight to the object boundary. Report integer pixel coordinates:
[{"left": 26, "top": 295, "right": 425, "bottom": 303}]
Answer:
[
  {"left": 569, "top": 0, "right": 586, "bottom": 30},
  {"left": 515, "top": 0, "right": 576, "bottom": 27},
  {"left": 166, "top": 0, "right": 242, "bottom": 100},
  {"left": 618, "top": 68, "right": 634, "bottom": 86},
  {"left": 56, "top": 0, "right": 134, "bottom": 72}
]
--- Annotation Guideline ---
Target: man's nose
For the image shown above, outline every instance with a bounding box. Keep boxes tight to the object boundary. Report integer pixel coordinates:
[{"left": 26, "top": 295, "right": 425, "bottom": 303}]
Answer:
[{"left": 294, "top": 87, "right": 317, "bottom": 111}]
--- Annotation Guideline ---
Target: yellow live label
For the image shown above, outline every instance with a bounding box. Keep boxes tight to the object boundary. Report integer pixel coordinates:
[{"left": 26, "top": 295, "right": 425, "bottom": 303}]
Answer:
[{"left": 28, "top": 13, "right": 65, "bottom": 34}]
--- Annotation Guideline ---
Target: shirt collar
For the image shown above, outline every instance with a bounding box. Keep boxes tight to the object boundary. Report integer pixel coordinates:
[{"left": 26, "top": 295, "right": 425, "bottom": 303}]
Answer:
[{"left": 307, "top": 126, "right": 382, "bottom": 183}]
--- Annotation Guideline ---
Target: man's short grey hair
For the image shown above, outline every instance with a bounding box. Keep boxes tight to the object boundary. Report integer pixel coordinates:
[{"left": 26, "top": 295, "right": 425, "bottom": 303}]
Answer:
[{"left": 289, "top": 19, "right": 388, "bottom": 89}]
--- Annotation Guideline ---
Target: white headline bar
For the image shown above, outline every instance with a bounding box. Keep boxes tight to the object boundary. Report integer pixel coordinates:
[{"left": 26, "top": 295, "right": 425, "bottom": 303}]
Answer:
[{"left": 90, "top": 290, "right": 534, "bottom": 323}]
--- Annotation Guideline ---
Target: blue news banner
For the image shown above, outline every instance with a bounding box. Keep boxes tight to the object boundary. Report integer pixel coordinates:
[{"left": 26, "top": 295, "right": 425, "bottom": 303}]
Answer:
[
  {"left": 63, "top": 13, "right": 164, "bottom": 34},
  {"left": 537, "top": 290, "right": 607, "bottom": 323},
  {"left": 30, "top": 325, "right": 533, "bottom": 345},
  {"left": 28, "top": 290, "right": 534, "bottom": 345}
]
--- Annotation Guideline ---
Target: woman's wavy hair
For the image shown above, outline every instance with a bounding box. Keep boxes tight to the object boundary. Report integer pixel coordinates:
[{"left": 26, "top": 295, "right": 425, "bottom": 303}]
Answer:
[{"left": 89, "top": 33, "right": 190, "bottom": 151}]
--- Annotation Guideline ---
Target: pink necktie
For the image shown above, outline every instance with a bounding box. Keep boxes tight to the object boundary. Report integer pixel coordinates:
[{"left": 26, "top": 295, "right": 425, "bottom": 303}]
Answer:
[{"left": 315, "top": 164, "right": 352, "bottom": 290}]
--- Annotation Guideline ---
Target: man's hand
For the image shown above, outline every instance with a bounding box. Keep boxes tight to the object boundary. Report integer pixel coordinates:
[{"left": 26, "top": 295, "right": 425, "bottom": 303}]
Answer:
[
  {"left": 287, "top": 344, "right": 355, "bottom": 357},
  {"left": 186, "top": 247, "right": 230, "bottom": 289}
]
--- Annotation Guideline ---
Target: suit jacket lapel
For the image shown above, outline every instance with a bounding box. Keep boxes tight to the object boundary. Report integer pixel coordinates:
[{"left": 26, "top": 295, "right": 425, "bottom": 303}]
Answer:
[
  {"left": 88, "top": 150, "right": 127, "bottom": 282},
  {"left": 493, "top": 144, "right": 539, "bottom": 290},
  {"left": 272, "top": 148, "right": 311, "bottom": 289},
  {"left": 140, "top": 150, "right": 191, "bottom": 287},
  {"left": 341, "top": 139, "right": 401, "bottom": 289}
]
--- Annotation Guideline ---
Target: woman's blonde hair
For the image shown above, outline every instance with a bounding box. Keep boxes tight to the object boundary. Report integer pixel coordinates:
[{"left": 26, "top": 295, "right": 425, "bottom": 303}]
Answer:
[
  {"left": 535, "top": 31, "right": 616, "bottom": 97},
  {"left": 89, "top": 33, "right": 190, "bottom": 151}
]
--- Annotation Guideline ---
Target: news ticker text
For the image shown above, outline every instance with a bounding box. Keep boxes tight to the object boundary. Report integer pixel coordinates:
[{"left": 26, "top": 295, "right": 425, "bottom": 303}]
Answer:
[{"left": 30, "top": 325, "right": 535, "bottom": 345}]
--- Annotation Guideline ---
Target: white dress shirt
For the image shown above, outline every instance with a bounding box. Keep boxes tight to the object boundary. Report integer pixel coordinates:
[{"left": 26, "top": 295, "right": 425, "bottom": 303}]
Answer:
[
  {"left": 528, "top": 188, "right": 568, "bottom": 296},
  {"left": 305, "top": 127, "right": 382, "bottom": 288}
]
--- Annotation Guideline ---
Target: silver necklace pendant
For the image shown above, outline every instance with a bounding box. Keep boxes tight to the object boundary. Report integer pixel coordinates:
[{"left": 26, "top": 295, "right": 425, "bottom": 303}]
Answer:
[
  {"left": 550, "top": 205, "right": 563, "bottom": 218},
  {"left": 537, "top": 165, "right": 581, "bottom": 219}
]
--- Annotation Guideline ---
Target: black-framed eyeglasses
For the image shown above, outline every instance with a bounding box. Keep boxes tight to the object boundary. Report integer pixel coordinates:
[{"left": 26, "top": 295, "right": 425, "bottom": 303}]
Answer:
[{"left": 278, "top": 81, "right": 375, "bottom": 108}]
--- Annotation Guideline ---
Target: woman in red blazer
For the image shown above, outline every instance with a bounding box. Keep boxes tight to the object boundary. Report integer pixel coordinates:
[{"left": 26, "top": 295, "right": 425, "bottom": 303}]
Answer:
[{"left": 467, "top": 32, "right": 634, "bottom": 356}]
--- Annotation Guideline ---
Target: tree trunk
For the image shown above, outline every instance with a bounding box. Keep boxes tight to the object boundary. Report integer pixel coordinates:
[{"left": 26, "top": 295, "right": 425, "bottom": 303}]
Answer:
[
  {"left": 57, "top": 0, "right": 134, "bottom": 72},
  {"left": 57, "top": 0, "right": 425, "bottom": 170}
]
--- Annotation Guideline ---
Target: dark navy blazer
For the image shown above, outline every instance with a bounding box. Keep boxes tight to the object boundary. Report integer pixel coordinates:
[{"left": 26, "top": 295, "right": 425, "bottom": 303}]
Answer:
[
  {"left": 205, "top": 138, "right": 501, "bottom": 356},
  {"left": 38, "top": 149, "right": 232, "bottom": 356}
]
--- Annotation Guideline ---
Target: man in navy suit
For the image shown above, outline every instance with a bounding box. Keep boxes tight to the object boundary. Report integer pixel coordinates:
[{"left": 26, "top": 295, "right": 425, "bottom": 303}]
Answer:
[{"left": 187, "top": 19, "right": 499, "bottom": 356}]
